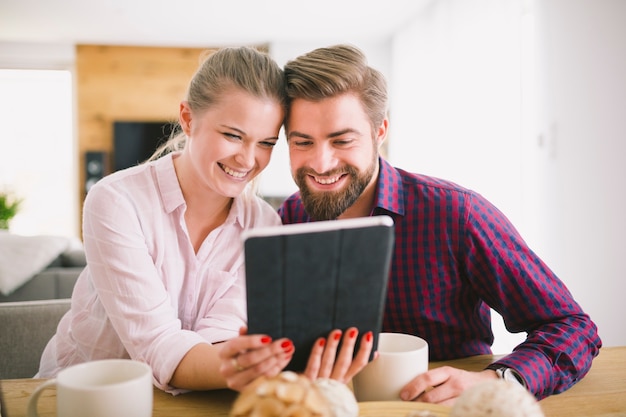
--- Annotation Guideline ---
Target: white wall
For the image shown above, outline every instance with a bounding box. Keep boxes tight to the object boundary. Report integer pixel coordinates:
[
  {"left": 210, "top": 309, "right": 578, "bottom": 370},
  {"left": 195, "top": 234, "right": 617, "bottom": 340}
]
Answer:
[
  {"left": 390, "top": 0, "right": 625, "bottom": 349},
  {"left": 390, "top": 0, "right": 524, "bottom": 227},
  {"left": 532, "top": 0, "right": 626, "bottom": 347}
]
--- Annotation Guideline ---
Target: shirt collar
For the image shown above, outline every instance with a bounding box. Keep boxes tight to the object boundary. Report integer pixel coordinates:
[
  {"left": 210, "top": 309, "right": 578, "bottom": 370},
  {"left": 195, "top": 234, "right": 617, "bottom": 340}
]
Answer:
[
  {"left": 226, "top": 193, "right": 246, "bottom": 229},
  {"left": 155, "top": 152, "right": 184, "bottom": 214},
  {"left": 374, "top": 157, "right": 406, "bottom": 216}
]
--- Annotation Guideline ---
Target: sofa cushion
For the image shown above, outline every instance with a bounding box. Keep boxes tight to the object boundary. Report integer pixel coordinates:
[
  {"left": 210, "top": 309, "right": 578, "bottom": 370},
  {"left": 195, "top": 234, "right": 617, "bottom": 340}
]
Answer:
[
  {"left": 0, "top": 299, "right": 71, "bottom": 379},
  {"left": 0, "top": 231, "right": 71, "bottom": 295},
  {"left": 0, "top": 267, "right": 84, "bottom": 302}
]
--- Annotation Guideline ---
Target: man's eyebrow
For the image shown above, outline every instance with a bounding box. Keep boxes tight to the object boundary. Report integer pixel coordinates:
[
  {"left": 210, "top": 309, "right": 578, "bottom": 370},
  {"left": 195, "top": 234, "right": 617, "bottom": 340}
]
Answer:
[
  {"left": 328, "top": 128, "right": 360, "bottom": 138},
  {"left": 287, "top": 131, "right": 312, "bottom": 140},
  {"left": 287, "top": 128, "right": 361, "bottom": 140}
]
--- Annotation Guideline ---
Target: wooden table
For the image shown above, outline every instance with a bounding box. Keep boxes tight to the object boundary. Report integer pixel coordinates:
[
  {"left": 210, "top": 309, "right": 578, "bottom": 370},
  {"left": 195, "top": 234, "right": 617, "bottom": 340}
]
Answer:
[
  {"left": 1, "top": 347, "right": 623, "bottom": 417},
  {"left": 432, "top": 346, "right": 626, "bottom": 417}
]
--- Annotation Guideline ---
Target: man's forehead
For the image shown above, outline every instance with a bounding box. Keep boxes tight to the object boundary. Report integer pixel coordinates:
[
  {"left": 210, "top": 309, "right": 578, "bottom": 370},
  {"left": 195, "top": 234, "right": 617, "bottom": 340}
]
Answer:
[{"left": 287, "top": 95, "right": 369, "bottom": 133}]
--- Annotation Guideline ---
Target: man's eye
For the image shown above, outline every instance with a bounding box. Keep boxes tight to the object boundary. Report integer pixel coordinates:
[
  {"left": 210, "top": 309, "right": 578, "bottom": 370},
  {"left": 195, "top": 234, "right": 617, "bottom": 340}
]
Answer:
[{"left": 292, "top": 140, "right": 312, "bottom": 147}]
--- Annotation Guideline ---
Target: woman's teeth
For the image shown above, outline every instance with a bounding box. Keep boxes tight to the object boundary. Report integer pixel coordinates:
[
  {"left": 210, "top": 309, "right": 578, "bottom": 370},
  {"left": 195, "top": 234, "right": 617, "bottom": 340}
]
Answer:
[{"left": 222, "top": 164, "right": 247, "bottom": 178}]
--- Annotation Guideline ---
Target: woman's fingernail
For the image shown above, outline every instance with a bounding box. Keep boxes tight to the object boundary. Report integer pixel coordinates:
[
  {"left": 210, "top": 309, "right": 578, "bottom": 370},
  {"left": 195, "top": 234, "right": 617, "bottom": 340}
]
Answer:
[
  {"left": 333, "top": 331, "right": 342, "bottom": 341},
  {"left": 318, "top": 338, "right": 326, "bottom": 347},
  {"left": 284, "top": 345, "right": 294, "bottom": 354},
  {"left": 366, "top": 331, "right": 373, "bottom": 342},
  {"left": 261, "top": 336, "right": 272, "bottom": 344},
  {"left": 349, "top": 329, "right": 357, "bottom": 338},
  {"left": 281, "top": 340, "right": 293, "bottom": 351}
]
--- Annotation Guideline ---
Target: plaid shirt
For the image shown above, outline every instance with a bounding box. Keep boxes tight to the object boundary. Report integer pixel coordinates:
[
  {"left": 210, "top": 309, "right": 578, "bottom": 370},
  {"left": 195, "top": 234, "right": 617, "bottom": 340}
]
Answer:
[{"left": 279, "top": 157, "right": 601, "bottom": 399}]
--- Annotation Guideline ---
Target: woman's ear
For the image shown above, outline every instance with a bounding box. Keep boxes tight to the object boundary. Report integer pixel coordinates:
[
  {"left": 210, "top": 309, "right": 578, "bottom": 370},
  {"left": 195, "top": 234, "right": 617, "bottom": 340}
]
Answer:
[{"left": 179, "top": 101, "right": 193, "bottom": 136}]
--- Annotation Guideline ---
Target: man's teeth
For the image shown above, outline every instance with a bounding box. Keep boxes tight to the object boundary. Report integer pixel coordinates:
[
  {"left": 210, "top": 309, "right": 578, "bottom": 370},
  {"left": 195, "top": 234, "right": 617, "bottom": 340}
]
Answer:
[
  {"left": 223, "top": 165, "right": 247, "bottom": 178},
  {"left": 315, "top": 175, "right": 341, "bottom": 185}
]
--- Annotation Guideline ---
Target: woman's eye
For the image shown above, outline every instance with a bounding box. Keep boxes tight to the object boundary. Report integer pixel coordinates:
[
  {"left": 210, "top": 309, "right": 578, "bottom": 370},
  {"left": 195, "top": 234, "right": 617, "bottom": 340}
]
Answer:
[
  {"left": 260, "top": 141, "right": 277, "bottom": 148},
  {"left": 224, "top": 132, "right": 241, "bottom": 140}
]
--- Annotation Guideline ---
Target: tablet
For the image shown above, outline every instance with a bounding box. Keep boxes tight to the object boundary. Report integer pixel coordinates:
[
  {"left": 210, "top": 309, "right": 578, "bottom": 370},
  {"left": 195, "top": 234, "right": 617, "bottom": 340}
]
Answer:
[{"left": 243, "top": 215, "right": 395, "bottom": 372}]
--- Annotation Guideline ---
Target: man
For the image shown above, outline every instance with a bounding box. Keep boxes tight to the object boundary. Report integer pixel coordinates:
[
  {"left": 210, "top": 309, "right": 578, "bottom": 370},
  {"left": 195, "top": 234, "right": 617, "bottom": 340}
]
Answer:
[{"left": 278, "top": 44, "right": 601, "bottom": 405}]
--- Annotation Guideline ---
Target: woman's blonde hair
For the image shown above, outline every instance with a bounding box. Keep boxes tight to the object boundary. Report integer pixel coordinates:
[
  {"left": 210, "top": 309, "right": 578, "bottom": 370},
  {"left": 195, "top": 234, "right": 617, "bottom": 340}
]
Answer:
[
  {"left": 283, "top": 44, "right": 388, "bottom": 132},
  {"left": 150, "top": 46, "right": 286, "bottom": 160}
]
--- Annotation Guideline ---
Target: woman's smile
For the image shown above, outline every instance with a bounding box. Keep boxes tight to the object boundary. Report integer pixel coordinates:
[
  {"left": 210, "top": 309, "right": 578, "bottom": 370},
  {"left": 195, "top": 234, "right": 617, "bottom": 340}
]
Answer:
[{"left": 219, "top": 162, "right": 250, "bottom": 180}]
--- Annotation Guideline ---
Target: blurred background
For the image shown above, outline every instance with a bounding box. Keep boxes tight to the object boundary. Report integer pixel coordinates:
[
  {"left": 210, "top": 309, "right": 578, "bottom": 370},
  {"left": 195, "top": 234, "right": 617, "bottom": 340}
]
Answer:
[{"left": 1, "top": 0, "right": 624, "bottom": 351}]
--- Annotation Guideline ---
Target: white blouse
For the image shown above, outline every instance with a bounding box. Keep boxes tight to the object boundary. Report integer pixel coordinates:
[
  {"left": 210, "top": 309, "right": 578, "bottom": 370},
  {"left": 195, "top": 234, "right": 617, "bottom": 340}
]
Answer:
[{"left": 37, "top": 153, "right": 281, "bottom": 393}]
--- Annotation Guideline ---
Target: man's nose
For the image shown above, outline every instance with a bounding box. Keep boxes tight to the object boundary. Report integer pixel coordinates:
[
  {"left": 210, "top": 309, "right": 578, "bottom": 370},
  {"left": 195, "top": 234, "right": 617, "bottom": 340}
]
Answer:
[{"left": 309, "top": 144, "right": 337, "bottom": 174}]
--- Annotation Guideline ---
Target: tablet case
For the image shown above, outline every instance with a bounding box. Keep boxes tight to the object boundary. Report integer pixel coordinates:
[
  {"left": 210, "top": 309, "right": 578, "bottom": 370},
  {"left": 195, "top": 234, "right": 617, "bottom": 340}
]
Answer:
[{"left": 243, "top": 215, "right": 394, "bottom": 372}]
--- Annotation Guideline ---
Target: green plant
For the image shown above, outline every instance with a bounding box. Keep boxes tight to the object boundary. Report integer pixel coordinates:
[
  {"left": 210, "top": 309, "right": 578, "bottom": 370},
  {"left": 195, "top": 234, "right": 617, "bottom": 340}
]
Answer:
[{"left": 0, "top": 190, "right": 22, "bottom": 230}]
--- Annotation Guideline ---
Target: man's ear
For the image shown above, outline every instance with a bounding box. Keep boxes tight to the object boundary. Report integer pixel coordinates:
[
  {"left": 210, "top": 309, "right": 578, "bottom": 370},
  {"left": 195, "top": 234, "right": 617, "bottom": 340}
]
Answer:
[
  {"left": 375, "top": 118, "right": 389, "bottom": 150},
  {"left": 179, "top": 101, "right": 192, "bottom": 136}
]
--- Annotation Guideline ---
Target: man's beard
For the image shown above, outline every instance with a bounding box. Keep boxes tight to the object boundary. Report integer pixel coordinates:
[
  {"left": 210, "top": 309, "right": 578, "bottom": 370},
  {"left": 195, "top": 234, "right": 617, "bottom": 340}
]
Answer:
[{"left": 294, "top": 160, "right": 377, "bottom": 221}]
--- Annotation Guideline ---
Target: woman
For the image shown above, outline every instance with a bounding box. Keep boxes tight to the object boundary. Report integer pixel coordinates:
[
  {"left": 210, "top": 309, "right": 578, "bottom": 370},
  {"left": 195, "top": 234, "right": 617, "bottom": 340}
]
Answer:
[{"left": 37, "top": 46, "right": 372, "bottom": 394}]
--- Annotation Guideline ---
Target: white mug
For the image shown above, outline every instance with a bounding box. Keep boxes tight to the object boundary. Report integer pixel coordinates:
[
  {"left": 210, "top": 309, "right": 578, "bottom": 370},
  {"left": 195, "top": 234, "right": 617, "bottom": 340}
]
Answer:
[
  {"left": 352, "top": 332, "right": 429, "bottom": 401},
  {"left": 27, "top": 359, "right": 153, "bottom": 417}
]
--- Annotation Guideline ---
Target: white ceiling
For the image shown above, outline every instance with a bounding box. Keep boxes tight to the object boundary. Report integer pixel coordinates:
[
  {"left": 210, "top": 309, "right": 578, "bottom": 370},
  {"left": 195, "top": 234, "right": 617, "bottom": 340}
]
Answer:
[{"left": 0, "top": 0, "right": 432, "bottom": 47}]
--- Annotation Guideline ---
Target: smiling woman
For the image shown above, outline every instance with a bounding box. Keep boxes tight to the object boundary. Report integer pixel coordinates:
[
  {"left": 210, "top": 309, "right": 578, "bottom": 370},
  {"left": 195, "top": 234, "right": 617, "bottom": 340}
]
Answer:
[{"left": 0, "top": 69, "right": 76, "bottom": 238}]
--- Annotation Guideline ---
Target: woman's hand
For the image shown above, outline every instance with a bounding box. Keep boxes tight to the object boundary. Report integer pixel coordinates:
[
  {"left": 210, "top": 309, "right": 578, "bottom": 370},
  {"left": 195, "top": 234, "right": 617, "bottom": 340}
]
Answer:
[
  {"left": 303, "top": 327, "right": 374, "bottom": 383},
  {"left": 218, "top": 327, "right": 294, "bottom": 391}
]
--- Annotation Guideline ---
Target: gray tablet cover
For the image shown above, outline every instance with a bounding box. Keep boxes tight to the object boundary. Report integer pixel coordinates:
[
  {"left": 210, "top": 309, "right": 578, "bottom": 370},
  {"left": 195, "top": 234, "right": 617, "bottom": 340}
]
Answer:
[{"left": 243, "top": 215, "right": 394, "bottom": 372}]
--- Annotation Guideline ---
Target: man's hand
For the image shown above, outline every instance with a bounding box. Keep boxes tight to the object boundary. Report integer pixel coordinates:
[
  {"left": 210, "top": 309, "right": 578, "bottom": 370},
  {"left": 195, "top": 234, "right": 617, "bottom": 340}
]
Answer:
[{"left": 400, "top": 366, "right": 499, "bottom": 406}]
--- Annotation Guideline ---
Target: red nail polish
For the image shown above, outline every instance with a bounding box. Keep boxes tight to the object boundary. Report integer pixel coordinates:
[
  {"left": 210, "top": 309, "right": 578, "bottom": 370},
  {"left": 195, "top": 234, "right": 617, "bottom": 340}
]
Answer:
[
  {"left": 333, "top": 331, "right": 342, "bottom": 341},
  {"left": 281, "top": 340, "right": 292, "bottom": 350},
  {"left": 318, "top": 338, "right": 326, "bottom": 347},
  {"left": 349, "top": 329, "right": 357, "bottom": 338},
  {"left": 261, "top": 336, "right": 271, "bottom": 344},
  {"left": 284, "top": 345, "right": 294, "bottom": 354},
  {"left": 366, "top": 332, "right": 373, "bottom": 342}
]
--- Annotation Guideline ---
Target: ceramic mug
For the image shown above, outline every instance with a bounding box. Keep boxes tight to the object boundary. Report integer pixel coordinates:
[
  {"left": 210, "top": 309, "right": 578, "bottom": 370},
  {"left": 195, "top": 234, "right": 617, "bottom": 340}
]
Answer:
[
  {"left": 352, "top": 332, "right": 429, "bottom": 401},
  {"left": 27, "top": 359, "right": 153, "bottom": 417}
]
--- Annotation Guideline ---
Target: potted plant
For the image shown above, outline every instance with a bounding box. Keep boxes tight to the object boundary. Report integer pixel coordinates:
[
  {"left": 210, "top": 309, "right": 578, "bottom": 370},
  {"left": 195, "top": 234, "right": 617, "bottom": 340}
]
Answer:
[{"left": 0, "top": 189, "right": 22, "bottom": 230}]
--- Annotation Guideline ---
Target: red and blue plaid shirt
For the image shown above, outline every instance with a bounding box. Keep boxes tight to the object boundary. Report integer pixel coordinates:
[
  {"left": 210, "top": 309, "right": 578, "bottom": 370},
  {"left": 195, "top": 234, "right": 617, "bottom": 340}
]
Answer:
[{"left": 279, "top": 157, "right": 601, "bottom": 399}]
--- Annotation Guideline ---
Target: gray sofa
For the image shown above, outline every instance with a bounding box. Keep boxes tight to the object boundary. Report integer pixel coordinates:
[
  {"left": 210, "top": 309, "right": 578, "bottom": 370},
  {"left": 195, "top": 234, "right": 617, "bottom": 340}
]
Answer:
[
  {"left": 0, "top": 249, "right": 85, "bottom": 303},
  {"left": 0, "top": 298, "right": 71, "bottom": 378}
]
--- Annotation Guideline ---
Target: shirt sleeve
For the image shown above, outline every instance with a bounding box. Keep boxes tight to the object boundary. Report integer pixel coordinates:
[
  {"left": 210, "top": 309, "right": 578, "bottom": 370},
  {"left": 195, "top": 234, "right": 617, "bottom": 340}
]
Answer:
[
  {"left": 82, "top": 182, "right": 205, "bottom": 393},
  {"left": 461, "top": 192, "right": 601, "bottom": 399},
  {"left": 195, "top": 267, "right": 247, "bottom": 343}
]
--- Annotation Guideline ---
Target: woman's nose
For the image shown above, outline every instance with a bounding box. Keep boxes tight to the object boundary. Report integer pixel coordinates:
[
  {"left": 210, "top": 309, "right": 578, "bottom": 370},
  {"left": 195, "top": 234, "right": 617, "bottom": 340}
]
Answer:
[{"left": 235, "top": 144, "right": 256, "bottom": 168}]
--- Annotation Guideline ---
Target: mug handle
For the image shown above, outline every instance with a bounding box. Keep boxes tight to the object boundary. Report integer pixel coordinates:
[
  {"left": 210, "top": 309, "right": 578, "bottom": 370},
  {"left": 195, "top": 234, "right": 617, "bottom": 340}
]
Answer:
[{"left": 27, "top": 379, "right": 57, "bottom": 417}]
